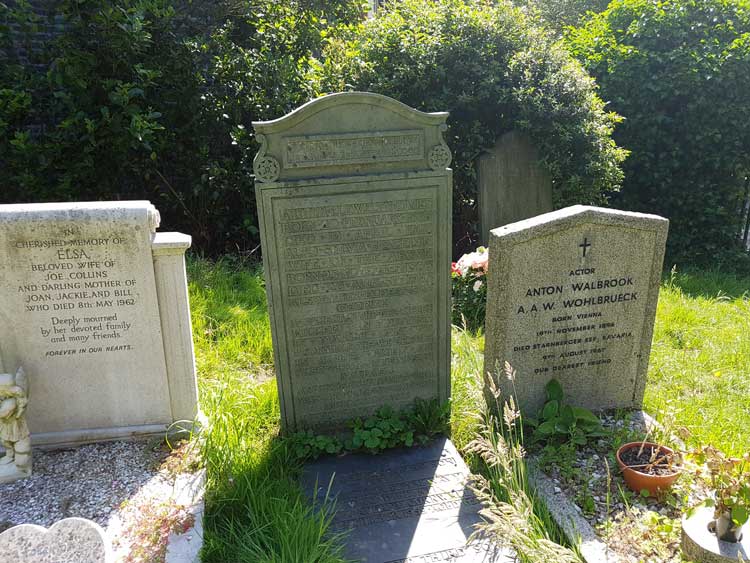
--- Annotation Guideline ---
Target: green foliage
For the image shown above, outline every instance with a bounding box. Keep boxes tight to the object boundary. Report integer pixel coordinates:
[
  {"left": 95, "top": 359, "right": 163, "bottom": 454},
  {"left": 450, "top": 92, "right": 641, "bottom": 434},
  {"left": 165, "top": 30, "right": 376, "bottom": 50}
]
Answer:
[
  {"left": 319, "top": 0, "right": 626, "bottom": 252},
  {"left": 528, "top": 378, "right": 605, "bottom": 445},
  {"left": 646, "top": 268, "right": 750, "bottom": 456},
  {"left": 0, "top": 0, "right": 364, "bottom": 255},
  {"left": 409, "top": 397, "right": 452, "bottom": 439},
  {"left": 290, "top": 430, "right": 344, "bottom": 460},
  {"left": 290, "top": 399, "right": 451, "bottom": 460},
  {"left": 348, "top": 406, "right": 416, "bottom": 452},
  {"left": 451, "top": 271, "right": 487, "bottom": 332},
  {"left": 516, "top": 0, "right": 611, "bottom": 34},
  {"left": 690, "top": 446, "right": 750, "bottom": 527},
  {"left": 567, "top": 0, "right": 750, "bottom": 268}
]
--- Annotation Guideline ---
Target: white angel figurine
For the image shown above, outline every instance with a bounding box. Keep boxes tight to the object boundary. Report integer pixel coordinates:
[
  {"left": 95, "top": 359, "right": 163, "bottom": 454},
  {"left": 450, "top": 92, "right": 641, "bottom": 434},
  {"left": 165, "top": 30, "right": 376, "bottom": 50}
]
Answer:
[{"left": 0, "top": 367, "right": 31, "bottom": 479}]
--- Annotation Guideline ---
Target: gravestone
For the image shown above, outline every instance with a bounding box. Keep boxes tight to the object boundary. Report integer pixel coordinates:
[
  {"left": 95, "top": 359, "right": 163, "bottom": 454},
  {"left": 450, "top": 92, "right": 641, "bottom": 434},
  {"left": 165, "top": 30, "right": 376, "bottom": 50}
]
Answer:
[
  {"left": 0, "top": 517, "right": 110, "bottom": 563},
  {"left": 0, "top": 201, "right": 198, "bottom": 447},
  {"left": 484, "top": 205, "right": 668, "bottom": 415},
  {"left": 478, "top": 131, "right": 552, "bottom": 245},
  {"left": 253, "top": 92, "right": 452, "bottom": 431},
  {"left": 302, "top": 438, "right": 511, "bottom": 562}
]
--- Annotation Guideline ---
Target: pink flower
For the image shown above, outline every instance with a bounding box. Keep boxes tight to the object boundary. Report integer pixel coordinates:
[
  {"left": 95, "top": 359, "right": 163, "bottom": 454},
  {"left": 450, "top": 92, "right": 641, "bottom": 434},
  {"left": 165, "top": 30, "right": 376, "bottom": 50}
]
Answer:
[{"left": 455, "top": 247, "right": 488, "bottom": 275}]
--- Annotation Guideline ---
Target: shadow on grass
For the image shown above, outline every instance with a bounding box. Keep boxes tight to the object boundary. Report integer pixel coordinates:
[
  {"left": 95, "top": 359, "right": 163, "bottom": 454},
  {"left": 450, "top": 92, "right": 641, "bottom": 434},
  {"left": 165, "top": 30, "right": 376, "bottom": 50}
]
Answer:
[
  {"left": 200, "top": 391, "right": 349, "bottom": 563},
  {"left": 662, "top": 267, "right": 750, "bottom": 300}
]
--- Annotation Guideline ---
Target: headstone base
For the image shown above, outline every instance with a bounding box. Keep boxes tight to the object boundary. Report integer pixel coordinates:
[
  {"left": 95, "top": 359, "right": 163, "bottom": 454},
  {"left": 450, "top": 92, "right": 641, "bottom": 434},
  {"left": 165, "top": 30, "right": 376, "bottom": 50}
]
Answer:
[
  {"left": 0, "top": 463, "right": 30, "bottom": 484},
  {"left": 302, "top": 437, "right": 512, "bottom": 562},
  {"left": 682, "top": 507, "right": 749, "bottom": 563}
]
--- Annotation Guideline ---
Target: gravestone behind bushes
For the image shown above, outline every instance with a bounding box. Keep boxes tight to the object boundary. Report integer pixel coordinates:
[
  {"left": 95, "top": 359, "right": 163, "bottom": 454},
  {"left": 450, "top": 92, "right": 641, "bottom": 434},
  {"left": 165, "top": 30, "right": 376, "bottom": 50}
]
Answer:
[{"left": 478, "top": 131, "right": 552, "bottom": 245}]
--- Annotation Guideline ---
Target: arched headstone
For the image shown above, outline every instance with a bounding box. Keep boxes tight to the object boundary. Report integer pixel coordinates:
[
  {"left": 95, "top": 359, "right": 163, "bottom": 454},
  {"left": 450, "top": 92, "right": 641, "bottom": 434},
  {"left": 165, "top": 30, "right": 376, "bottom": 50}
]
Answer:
[
  {"left": 253, "top": 92, "right": 453, "bottom": 432},
  {"left": 478, "top": 131, "right": 552, "bottom": 245}
]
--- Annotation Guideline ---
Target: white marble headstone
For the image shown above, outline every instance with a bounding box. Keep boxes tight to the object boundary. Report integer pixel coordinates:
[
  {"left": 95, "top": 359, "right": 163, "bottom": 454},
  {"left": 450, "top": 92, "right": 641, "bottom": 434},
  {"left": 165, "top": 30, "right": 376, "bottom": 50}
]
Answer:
[{"left": 0, "top": 201, "right": 198, "bottom": 446}]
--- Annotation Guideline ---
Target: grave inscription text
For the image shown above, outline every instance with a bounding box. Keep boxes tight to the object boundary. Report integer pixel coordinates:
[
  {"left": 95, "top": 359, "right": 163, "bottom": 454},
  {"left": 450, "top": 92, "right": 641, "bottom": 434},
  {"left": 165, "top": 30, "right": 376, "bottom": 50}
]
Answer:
[
  {"left": 484, "top": 206, "right": 668, "bottom": 414},
  {"left": 273, "top": 186, "right": 442, "bottom": 426},
  {"left": 254, "top": 92, "right": 452, "bottom": 431},
  {"left": 13, "top": 228, "right": 143, "bottom": 359}
]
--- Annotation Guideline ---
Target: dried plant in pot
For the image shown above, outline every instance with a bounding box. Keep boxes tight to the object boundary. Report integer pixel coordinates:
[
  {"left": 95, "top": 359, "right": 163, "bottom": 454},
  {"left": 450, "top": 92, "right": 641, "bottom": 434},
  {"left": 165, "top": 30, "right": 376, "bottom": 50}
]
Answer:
[
  {"left": 616, "top": 440, "right": 682, "bottom": 497},
  {"left": 689, "top": 446, "right": 750, "bottom": 543}
]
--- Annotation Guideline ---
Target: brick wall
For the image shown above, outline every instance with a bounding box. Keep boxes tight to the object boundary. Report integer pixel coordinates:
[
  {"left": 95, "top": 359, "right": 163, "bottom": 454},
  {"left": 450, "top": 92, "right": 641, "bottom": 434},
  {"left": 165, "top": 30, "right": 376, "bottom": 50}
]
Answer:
[{"left": 2, "top": 0, "right": 66, "bottom": 66}]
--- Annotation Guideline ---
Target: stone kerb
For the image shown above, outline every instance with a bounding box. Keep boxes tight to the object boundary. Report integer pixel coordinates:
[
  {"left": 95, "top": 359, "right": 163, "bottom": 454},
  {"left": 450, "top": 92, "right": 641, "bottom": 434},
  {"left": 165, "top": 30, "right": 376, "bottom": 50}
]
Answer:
[
  {"left": 0, "top": 201, "right": 198, "bottom": 447},
  {"left": 253, "top": 92, "right": 453, "bottom": 432},
  {"left": 484, "top": 205, "right": 668, "bottom": 415}
]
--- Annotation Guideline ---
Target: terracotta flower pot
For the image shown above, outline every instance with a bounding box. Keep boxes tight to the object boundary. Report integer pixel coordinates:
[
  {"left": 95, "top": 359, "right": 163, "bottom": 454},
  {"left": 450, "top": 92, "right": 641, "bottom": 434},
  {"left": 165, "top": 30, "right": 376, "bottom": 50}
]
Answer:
[{"left": 616, "top": 441, "right": 681, "bottom": 497}]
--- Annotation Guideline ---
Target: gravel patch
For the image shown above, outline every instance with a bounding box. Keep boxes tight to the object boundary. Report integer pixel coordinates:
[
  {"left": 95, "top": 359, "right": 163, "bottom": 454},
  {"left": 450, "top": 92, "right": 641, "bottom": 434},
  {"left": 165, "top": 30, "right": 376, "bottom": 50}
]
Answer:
[
  {"left": 0, "top": 439, "right": 202, "bottom": 562},
  {"left": 537, "top": 412, "right": 709, "bottom": 563},
  {"left": 0, "top": 441, "right": 167, "bottom": 530}
]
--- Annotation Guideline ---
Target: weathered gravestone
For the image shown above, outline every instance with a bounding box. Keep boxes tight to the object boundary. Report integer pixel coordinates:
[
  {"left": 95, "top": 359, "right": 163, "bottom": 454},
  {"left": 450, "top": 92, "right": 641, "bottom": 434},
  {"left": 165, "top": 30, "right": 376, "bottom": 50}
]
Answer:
[
  {"left": 484, "top": 205, "right": 668, "bottom": 415},
  {"left": 253, "top": 92, "right": 452, "bottom": 431},
  {"left": 478, "top": 131, "right": 552, "bottom": 245},
  {"left": 0, "top": 517, "right": 110, "bottom": 563},
  {"left": 0, "top": 202, "right": 198, "bottom": 447},
  {"left": 302, "top": 437, "right": 511, "bottom": 562}
]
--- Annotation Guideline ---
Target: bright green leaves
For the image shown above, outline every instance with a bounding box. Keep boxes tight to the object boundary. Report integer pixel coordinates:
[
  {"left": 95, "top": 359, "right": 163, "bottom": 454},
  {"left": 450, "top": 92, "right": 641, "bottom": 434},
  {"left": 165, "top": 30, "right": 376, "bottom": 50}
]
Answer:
[
  {"left": 567, "top": 0, "right": 750, "bottom": 268},
  {"left": 542, "top": 399, "right": 560, "bottom": 420},
  {"left": 546, "top": 378, "right": 564, "bottom": 402},
  {"left": 531, "top": 378, "right": 605, "bottom": 446},
  {"left": 290, "top": 399, "right": 450, "bottom": 460},
  {"left": 732, "top": 505, "right": 749, "bottom": 526}
]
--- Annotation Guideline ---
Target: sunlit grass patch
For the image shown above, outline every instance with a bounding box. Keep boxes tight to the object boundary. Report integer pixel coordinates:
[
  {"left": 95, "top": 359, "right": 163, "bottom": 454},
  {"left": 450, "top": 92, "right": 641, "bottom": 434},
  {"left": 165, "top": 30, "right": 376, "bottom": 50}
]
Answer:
[
  {"left": 189, "top": 258, "right": 346, "bottom": 562},
  {"left": 186, "top": 256, "right": 748, "bottom": 560},
  {"left": 646, "top": 268, "right": 750, "bottom": 456},
  {"left": 188, "top": 257, "right": 274, "bottom": 381}
]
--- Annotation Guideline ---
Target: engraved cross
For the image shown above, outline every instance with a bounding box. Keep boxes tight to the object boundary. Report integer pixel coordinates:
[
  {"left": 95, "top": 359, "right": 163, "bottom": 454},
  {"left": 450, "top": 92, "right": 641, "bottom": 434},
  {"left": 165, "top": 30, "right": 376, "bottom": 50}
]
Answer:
[{"left": 579, "top": 237, "right": 591, "bottom": 257}]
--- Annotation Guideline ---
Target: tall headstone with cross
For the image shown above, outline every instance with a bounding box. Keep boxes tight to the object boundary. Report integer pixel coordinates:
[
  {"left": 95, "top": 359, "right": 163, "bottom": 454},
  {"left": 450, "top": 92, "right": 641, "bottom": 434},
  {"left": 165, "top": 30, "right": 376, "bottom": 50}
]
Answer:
[{"left": 483, "top": 205, "right": 668, "bottom": 415}]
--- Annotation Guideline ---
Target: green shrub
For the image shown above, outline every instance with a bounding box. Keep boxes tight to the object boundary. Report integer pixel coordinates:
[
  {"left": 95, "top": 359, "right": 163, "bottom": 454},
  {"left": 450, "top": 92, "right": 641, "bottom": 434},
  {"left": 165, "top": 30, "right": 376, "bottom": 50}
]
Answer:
[
  {"left": 515, "top": 0, "right": 611, "bottom": 34},
  {"left": 567, "top": 0, "right": 750, "bottom": 267},
  {"left": 0, "top": 0, "right": 364, "bottom": 254},
  {"left": 319, "top": 0, "right": 626, "bottom": 253}
]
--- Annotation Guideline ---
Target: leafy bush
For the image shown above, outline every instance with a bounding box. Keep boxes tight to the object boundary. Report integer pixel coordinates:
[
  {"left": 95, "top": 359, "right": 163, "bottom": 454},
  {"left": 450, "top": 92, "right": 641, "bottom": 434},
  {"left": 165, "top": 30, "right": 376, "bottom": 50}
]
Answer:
[
  {"left": 526, "top": 379, "right": 605, "bottom": 446},
  {"left": 319, "top": 0, "right": 626, "bottom": 254},
  {"left": 0, "top": 0, "right": 364, "bottom": 254},
  {"left": 567, "top": 0, "right": 750, "bottom": 267},
  {"left": 536, "top": 0, "right": 611, "bottom": 33}
]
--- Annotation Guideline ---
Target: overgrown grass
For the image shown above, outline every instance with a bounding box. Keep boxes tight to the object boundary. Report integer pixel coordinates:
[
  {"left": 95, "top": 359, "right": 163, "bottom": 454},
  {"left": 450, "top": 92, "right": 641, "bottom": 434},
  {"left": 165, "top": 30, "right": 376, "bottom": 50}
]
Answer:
[
  {"left": 188, "top": 258, "right": 348, "bottom": 563},
  {"left": 186, "top": 256, "right": 748, "bottom": 560},
  {"left": 451, "top": 332, "right": 577, "bottom": 557},
  {"left": 646, "top": 268, "right": 750, "bottom": 456},
  {"left": 189, "top": 257, "right": 274, "bottom": 379}
]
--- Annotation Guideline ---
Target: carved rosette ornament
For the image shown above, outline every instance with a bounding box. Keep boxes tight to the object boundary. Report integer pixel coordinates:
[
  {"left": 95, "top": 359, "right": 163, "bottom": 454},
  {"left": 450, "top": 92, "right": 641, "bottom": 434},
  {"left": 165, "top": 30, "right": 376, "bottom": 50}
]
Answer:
[
  {"left": 428, "top": 142, "right": 452, "bottom": 171},
  {"left": 253, "top": 134, "right": 281, "bottom": 183}
]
